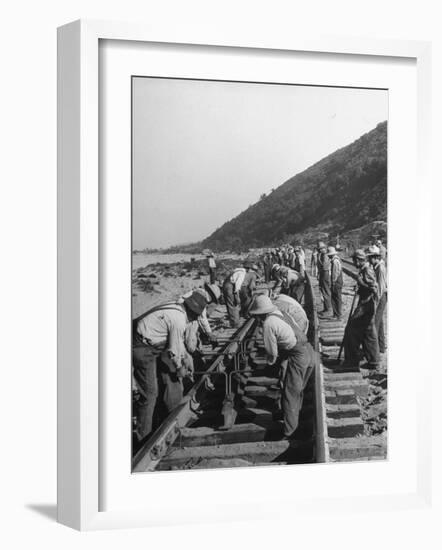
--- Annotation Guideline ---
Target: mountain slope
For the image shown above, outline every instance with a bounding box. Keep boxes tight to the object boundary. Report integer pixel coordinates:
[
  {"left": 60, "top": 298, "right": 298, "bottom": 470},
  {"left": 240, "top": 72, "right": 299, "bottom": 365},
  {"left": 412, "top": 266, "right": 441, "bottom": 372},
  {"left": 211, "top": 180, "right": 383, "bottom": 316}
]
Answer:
[{"left": 203, "top": 121, "right": 387, "bottom": 250}]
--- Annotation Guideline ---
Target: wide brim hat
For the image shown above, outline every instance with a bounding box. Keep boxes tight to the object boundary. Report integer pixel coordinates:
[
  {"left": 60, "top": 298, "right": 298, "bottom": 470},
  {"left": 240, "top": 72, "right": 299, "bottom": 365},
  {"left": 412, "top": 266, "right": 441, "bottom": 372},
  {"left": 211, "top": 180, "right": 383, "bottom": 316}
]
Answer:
[
  {"left": 204, "top": 282, "right": 221, "bottom": 303},
  {"left": 366, "top": 245, "right": 381, "bottom": 257},
  {"left": 327, "top": 246, "right": 338, "bottom": 256},
  {"left": 184, "top": 291, "right": 208, "bottom": 315},
  {"left": 249, "top": 295, "right": 279, "bottom": 316},
  {"left": 243, "top": 260, "right": 253, "bottom": 269},
  {"left": 353, "top": 248, "right": 366, "bottom": 261},
  {"left": 317, "top": 241, "right": 327, "bottom": 250}
]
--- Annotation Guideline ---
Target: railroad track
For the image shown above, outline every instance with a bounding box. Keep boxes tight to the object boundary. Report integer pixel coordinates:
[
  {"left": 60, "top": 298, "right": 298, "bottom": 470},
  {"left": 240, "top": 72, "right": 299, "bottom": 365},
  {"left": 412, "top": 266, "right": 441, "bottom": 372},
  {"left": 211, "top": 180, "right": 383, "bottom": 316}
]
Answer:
[
  {"left": 309, "top": 264, "right": 387, "bottom": 462},
  {"left": 133, "top": 279, "right": 326, "bottom": 472}
]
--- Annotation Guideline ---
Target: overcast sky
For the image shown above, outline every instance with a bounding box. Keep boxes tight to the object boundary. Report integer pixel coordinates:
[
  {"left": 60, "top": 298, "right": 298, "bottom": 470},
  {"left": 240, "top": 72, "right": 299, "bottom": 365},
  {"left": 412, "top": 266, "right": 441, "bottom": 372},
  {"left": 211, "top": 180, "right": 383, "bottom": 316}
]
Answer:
[{"left": 132, "top": 77, "right": 388, "bottom": 250}]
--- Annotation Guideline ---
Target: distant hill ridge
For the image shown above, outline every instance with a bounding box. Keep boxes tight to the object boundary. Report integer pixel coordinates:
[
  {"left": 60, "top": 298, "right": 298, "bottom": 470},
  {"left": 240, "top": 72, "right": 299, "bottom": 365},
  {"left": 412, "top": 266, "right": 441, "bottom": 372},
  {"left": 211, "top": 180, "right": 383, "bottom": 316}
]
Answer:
[{"left": 202, "top": 121, "right": 387, "bottom": 250}]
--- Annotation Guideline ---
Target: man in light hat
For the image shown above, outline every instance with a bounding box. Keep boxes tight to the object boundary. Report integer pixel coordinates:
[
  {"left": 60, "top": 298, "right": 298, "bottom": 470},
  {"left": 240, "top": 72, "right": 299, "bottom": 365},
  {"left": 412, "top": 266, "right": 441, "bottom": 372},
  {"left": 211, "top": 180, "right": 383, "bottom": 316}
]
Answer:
[
  {"left": 326, "top": 246, "right": 343, "bottom": 320},
  {"left": 342, "top": 249, "right": 380, "bottom": 370},
  {"left": 367, "top": 245, "right": 388, "bottom": 353},
  {"left": 271, "top": 264, "right": 302, "bottom": 302},
  {"left": 132, "top": 291, "right": 208, "bottom": 441},
  {"left": 317, "top": 241, "right": 332, "bottom": 314},
  {"left": 249, "top": 295, "right": 316, "bottom": 438}
]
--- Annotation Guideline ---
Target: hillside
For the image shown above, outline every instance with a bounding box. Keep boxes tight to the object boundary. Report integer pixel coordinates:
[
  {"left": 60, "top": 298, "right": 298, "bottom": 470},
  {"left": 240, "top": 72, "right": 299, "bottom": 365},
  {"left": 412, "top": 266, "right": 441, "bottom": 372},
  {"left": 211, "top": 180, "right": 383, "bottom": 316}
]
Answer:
[{"left": 202, "top": 121, "right": 387, "bottom": 250}]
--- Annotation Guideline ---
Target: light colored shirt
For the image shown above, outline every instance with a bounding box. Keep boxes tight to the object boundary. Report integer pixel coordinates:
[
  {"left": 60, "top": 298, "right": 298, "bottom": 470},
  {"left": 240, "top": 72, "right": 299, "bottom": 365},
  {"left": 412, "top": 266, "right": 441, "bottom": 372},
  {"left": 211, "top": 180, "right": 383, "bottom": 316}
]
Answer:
[
  {"left": 136, "top": 303, "right": 188, "bottom": 367},
  {"left": 330, "top": 256, "right": 342, "bottom": 284},
  {"left": 262, "top": 310, "right": 297, "bottom": 365},
  {"left": 208, "top": 257, "right": 216, "bottom": 268},
  {"left": 273, "top": 294, "right": 309, "bottom": 334},
  {"left": 373, "top": 259, "right": 388, "bottom": 297},
  {"left": 230, "top": 268, "right": 246, "bottom": 293}
]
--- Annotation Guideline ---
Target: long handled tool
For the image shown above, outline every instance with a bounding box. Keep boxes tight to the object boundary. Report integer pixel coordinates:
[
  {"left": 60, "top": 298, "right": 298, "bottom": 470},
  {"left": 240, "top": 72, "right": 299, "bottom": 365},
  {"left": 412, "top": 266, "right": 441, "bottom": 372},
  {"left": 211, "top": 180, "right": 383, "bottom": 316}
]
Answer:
[{"left": 337, "top": 286, "right": 359, "bottom": 362}]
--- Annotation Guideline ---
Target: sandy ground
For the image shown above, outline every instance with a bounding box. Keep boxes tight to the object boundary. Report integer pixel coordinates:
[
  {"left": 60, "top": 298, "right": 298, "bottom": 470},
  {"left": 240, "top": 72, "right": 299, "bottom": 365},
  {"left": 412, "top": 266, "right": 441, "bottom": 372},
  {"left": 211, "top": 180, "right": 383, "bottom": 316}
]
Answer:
[{"left": 132, "top": 255, "right": 250, "bottom": 318}]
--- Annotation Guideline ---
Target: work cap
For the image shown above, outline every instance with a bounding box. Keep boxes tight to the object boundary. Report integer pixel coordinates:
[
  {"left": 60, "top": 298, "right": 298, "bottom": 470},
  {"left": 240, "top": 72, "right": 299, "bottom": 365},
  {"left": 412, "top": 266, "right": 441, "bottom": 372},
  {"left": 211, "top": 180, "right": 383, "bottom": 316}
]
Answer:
[
  {"left": 353, "top": 249, "right": 366, "bottom": 261},
  {"left": 204, "top": 282, "right": 221, "bottom": 303},
  {"left": 184, "top": 291, "right": 208, "bottom": 315},
  {"left": 243, "top": 260, "right": 253, "bottom": 269},
  {"left": 249, "top": 295, "right": 279, "bottom": 316},
  {"left": 271, "top": 264, "right": 281, "bottom": 272},
  {"left": 251, "top": 264, "right": 259, "bottom": 272},
  {"left": 366, "top": 245, "right": 381, "bottom": 257},
  {"left": 327, "top": 246, "right": 338, "bottom": 256}
]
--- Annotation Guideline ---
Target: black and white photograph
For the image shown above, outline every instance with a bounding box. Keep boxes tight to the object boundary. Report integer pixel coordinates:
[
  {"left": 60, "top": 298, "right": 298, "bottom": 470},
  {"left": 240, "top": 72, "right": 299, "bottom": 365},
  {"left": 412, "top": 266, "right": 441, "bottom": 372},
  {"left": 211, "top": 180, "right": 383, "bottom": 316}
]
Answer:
[{"left": 131, "top": 76, "right": 388, "bottom": 472}]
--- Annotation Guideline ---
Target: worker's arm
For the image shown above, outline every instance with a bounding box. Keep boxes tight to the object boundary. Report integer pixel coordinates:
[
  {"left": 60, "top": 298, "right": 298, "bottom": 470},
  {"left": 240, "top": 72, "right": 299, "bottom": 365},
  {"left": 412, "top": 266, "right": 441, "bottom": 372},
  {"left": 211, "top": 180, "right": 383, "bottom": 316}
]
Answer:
[{"left": 263, "top": 324, "right": 278, "bottom": 366}]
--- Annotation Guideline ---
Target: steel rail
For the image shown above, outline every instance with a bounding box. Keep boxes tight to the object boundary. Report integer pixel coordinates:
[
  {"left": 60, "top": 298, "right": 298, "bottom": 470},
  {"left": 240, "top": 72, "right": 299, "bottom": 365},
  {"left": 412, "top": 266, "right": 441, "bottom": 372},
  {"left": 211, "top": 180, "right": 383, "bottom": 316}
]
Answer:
[
  {"left": 132, "top": 317, "right": 257, "bottom": 472},
  {"left": 304, "top": 272, "right": 328, "bottom": 463}
]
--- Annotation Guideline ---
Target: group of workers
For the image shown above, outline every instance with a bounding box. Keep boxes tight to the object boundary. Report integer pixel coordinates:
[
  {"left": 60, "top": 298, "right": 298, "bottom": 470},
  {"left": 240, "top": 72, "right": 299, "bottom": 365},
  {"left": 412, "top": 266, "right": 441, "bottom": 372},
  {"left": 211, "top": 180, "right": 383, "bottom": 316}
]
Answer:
[
  {"left": 343, "top": 241, "right": 387, "bottom": 371},
  {"left": 132, "top": 237, "right": 387, "bottom": 446}
]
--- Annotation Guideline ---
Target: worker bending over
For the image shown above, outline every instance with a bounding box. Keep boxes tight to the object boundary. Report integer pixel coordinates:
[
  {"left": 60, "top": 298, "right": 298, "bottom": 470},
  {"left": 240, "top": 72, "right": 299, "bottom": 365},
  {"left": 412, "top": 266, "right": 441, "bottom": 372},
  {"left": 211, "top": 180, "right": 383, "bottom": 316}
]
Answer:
[
  {"left": 132, "top": 291, "right": 207, "bottom": 441},
  {"left": 222, "top": 262, "right": 259, "bottom": 327},
  {"left": 249, "top": 295, "right": 317, "bottom": 438},
  {"left": 180, "top": 282, "right": 221, "bottom": 349},
  {"left": 271, "top": 264, "right": 303, "bottom": 303},
  {"left": 273, "top": 293, "right": 309, "bottom": 335}
]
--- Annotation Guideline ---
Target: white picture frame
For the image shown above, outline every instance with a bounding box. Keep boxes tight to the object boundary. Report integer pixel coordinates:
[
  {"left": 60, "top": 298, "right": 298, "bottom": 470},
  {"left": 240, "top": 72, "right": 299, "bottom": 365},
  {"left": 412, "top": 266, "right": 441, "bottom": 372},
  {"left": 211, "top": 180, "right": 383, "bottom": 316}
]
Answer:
[{"left": 57, "top": 19, "right": 432, "bottom": 531}]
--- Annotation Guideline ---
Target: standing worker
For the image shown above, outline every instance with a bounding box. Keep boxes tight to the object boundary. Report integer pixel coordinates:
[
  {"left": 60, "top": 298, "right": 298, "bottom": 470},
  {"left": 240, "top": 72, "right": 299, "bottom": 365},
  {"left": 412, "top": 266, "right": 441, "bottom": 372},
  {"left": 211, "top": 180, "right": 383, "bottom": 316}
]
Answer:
[
  {"left": 311, "top": 246, "right": 319, "bottom": 278},
  {"left": 367, "top": 245, "right": 388, "bottom": 353},
  {"left": 342, "top": 249, "right": 380, "bottom": 370},
  {"left": 206, "top": 252, "right": 217, "bottom": 284},
  {"left": 262, "top": 250, "right": 272, "bottom": 283},
  {"left": 132, "top": 291, "right": 208, "bottom": 441},
  {"left": 248, "top": 295, "right": 317, "bottom": 438},
  {"left": 375, "top": 239, "right": 387, "bottom": 263},
  {"left": 327, "top": 246, "right": 343, "bottom": 320},
  {"left": 317, "top": 241, "right": 332, "bottom": 315}
]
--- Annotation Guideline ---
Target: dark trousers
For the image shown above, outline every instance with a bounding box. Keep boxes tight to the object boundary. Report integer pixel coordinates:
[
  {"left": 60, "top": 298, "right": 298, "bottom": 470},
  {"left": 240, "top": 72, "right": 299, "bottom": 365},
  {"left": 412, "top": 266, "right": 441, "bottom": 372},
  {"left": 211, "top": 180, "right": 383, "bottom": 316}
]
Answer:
[
  {"left": 291, "top": 280, "right": 305, "bottom": 304},
  {"left": 375, "top": 292, "right": 387, "bottom": 353},
  {"left": 132, "top": 343, "right": 183, "bottom": 440},
  {"left": 331, "top": 283, "right": 343, "bottom": 318},
  {"left": 223, "top": 280, "right": 240, "bottom": 327},
  {"left": 264, "top": 264, "right": 271, "bottom": 283},
  {"left": 344, "top": 299, "right": 380, "bottom": 368},
  {"left": 281, "top": 344, "right": 316, "bottom": 437},
  {"left": 239, "top": 287, "right": 253, "bottom": 318},
  {"left": 319, "top": 273, "right": 332, "bottom": 312},
  {"left": 209, "top": 267, "right": 216, "bottom": 284}
]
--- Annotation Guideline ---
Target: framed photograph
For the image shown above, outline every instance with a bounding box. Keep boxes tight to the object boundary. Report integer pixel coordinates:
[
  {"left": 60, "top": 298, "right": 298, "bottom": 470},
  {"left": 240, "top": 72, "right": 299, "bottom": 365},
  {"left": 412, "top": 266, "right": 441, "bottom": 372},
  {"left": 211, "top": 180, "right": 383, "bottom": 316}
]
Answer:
[{"left": 57, "top": 20, "right": 432, "bottom": 530}]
